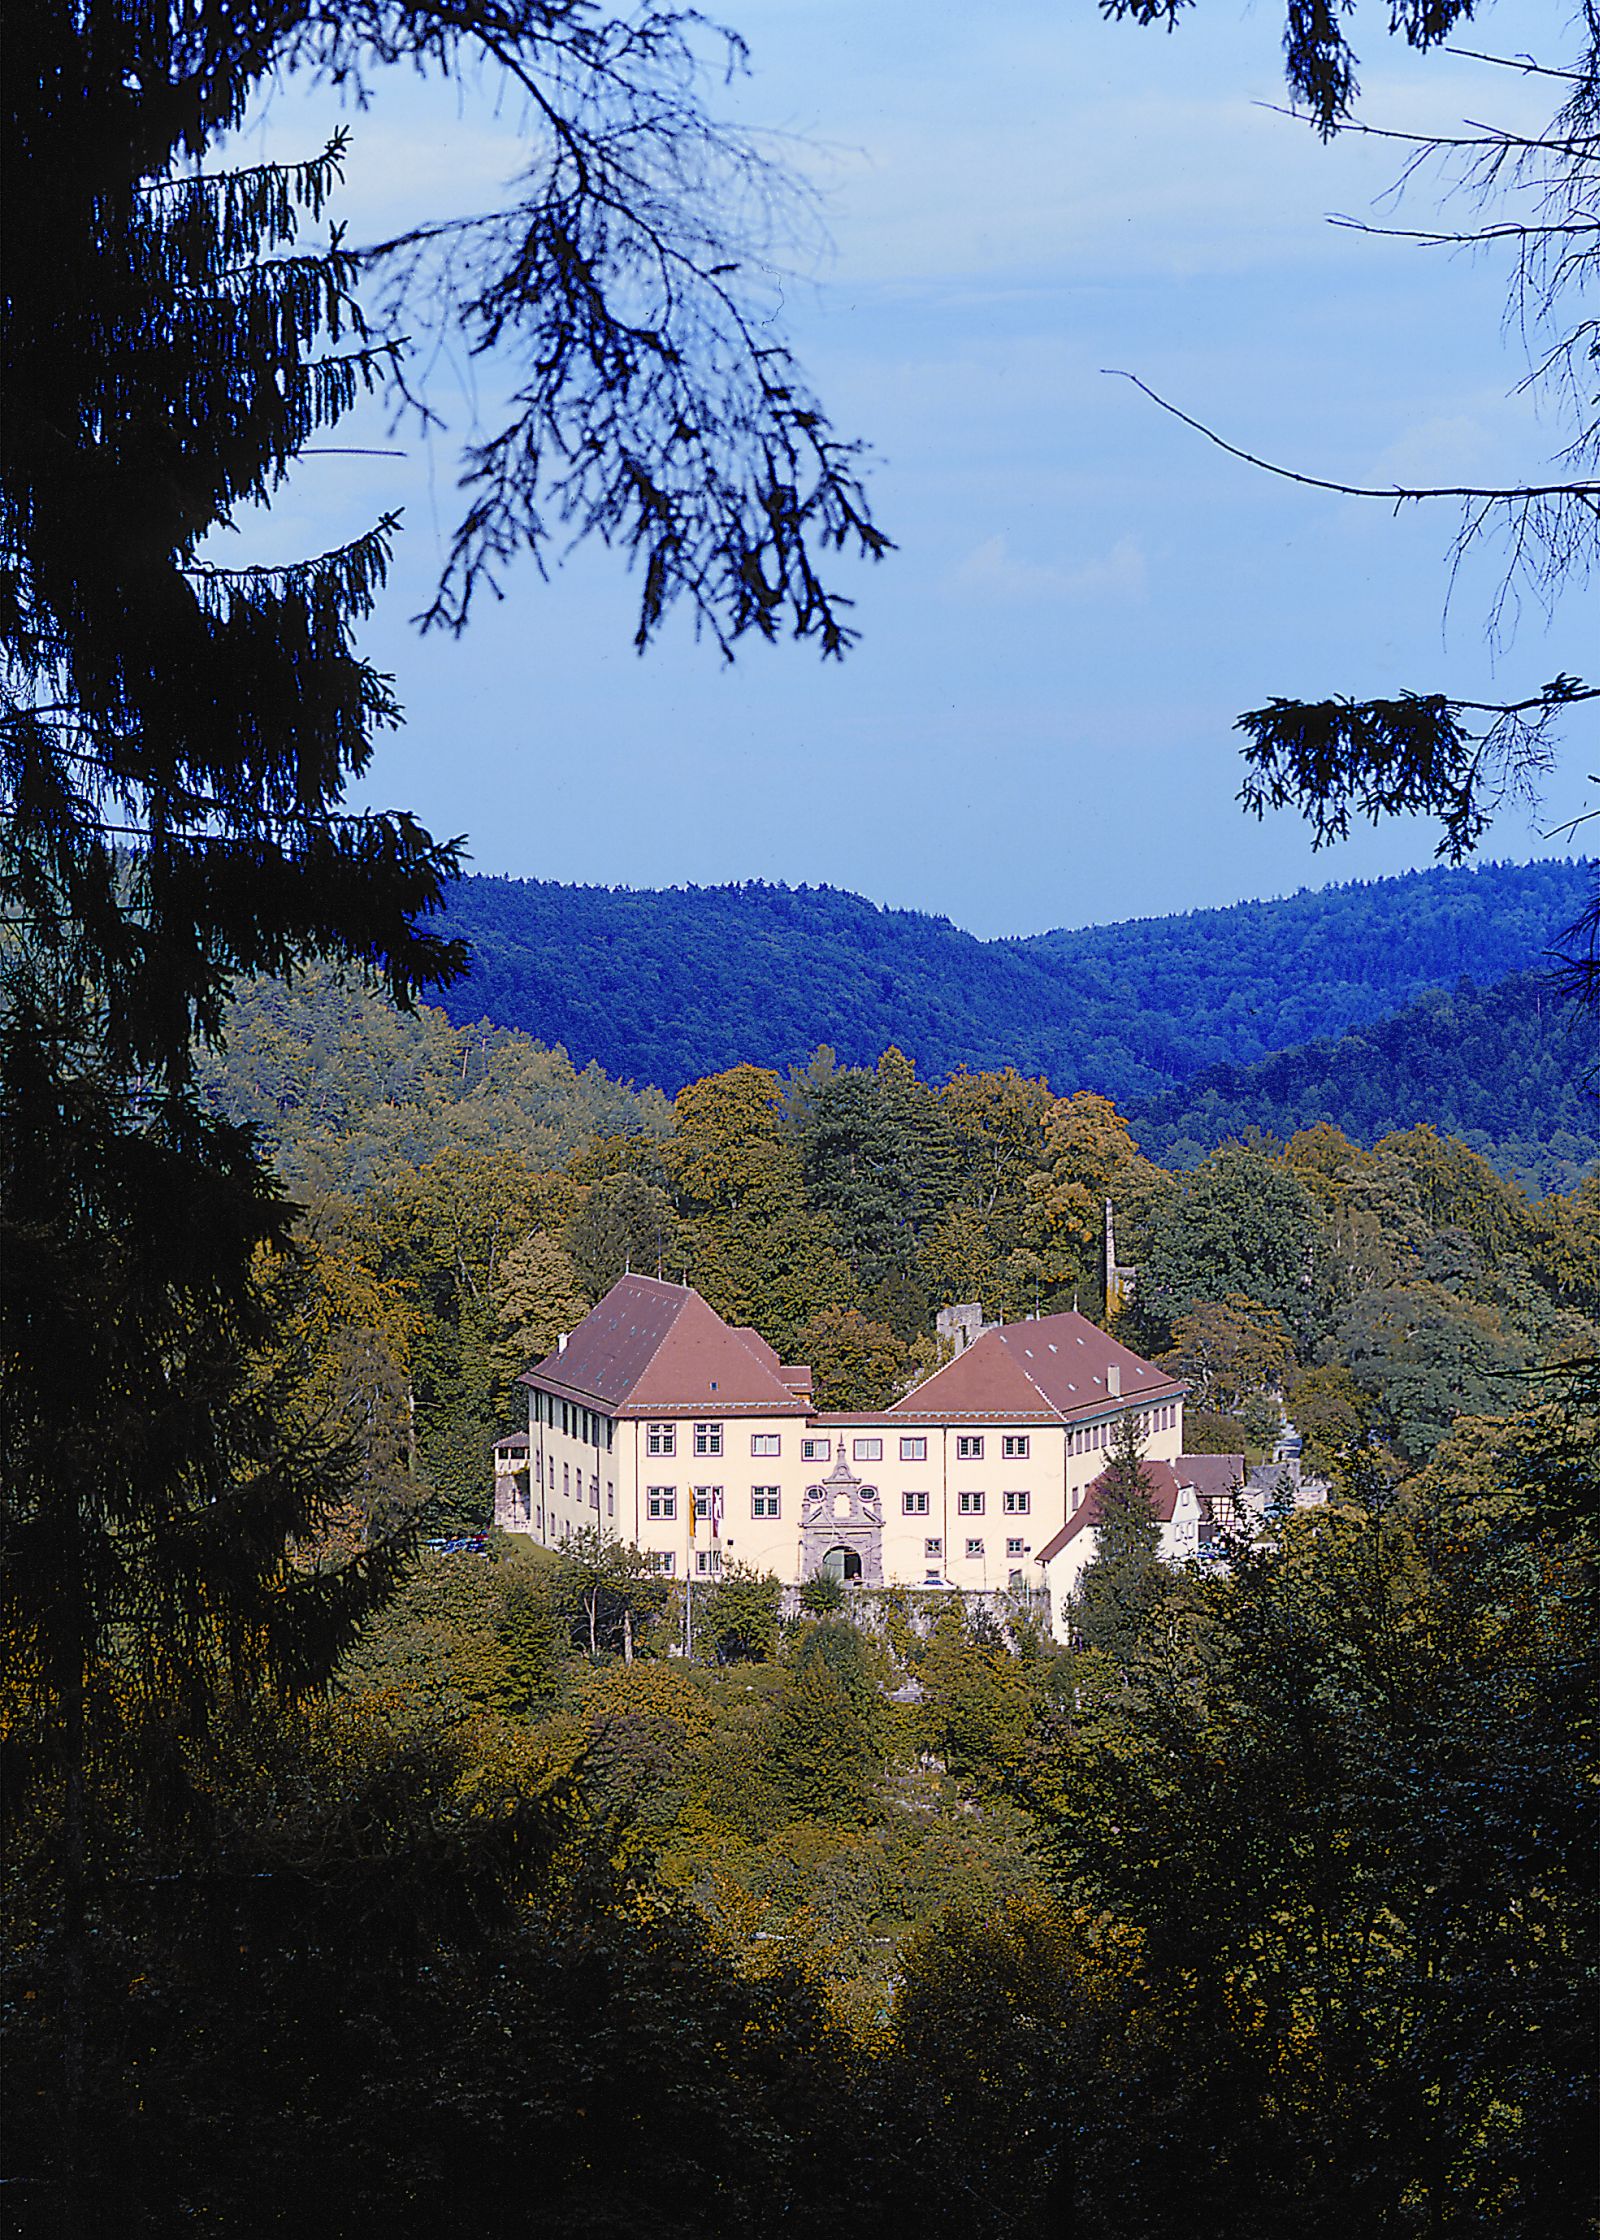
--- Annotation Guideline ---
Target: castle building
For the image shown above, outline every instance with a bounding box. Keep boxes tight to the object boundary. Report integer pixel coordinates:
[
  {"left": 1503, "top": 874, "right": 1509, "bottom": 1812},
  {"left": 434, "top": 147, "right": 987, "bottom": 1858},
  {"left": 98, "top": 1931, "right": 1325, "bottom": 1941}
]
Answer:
[{"left": 496, "top": 1274, "right": 1192, "bottom": 1625}]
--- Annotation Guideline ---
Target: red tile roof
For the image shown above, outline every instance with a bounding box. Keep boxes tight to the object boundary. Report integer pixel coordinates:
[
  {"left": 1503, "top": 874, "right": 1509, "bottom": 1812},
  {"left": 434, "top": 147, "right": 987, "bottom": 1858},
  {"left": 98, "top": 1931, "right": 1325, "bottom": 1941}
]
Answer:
[
  {"left": 521, "top": 1275, "right": 812, "bottom": 1417},
  {"left": 888, "top": 1311, "right": 1184, "bottom": 1424},
  {"left": 1035, "top": 1459, "right": 1186, "bottom": 1562}
]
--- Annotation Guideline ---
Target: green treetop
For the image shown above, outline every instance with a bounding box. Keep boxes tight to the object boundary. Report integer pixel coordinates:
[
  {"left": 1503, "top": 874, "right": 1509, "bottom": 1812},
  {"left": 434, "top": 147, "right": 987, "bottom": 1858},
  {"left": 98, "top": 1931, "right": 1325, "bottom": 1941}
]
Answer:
[{"left": 1072, "top": 1412, "right": 1169, "bottom": 1667}]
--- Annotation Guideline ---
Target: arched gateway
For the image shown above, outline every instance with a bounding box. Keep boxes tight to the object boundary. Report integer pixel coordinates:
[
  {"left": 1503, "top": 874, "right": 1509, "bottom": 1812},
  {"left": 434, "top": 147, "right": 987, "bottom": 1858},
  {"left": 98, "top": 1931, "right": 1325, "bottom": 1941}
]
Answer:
[{"left": 800, "top": 1455, "right": 883, "bottom": 1587}]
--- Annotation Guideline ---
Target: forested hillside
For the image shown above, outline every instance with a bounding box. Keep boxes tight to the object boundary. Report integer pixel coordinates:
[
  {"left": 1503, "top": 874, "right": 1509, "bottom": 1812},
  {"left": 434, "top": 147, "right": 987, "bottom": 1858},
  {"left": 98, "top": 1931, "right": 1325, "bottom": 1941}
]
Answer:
[
  {"left": 43, "top": 972, "right": 1600, "bottom": 2238},
  {"left": 195, "top": 956, "right": 1600, "bottom": 1533},
  {"left": 433, "top": 857, "right": 1592, "bottom": 1097},
  {"left": 1132, "top": 974, "right": 1600, "bottom": 1196},
  {"left": 193, "top": 966, "right": 671, "bottom": 1197}
]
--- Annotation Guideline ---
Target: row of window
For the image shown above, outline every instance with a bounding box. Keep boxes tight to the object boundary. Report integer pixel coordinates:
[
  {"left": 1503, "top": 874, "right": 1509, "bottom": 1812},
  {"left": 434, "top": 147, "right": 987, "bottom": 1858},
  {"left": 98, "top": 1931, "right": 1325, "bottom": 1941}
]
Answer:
[
  {"left": 533, "top": 1391, "right": 614, "bottom": 1449},
  {"left": 1068, "top": 1402, "right": 1176, "bottom": 1456},
  {"left": 640, "top": 1426, "right": 1035, "bottom": 1463},
  {"left": 545, "top": 1408, "right": 1177, "bottom": 1465},
  {"left": 535, "top": 1456, "right": 611, "bottom": 1511},
  {"left": 642, "top": 1486, "right": 1033, "bottom": 1522},
  {"left": 647, "top": 1421, "right": 731, "bottom": 1457},
  {"left": 647, "top": 1486, "right": 758, "bottom": 1521},
  {"left": 639, "top": 1537, "right": 1030, "bottom": 1576},
  {"left": 642, "top": 1550, "right": 722, "bottom": 1577}
]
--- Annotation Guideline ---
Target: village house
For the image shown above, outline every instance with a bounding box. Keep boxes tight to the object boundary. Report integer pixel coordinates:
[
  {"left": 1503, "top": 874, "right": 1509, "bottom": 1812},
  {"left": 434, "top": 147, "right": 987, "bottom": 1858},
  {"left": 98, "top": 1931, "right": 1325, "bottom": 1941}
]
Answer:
[{"left": 493, "top": 1273, "right": 1304, "bottom": 1634}]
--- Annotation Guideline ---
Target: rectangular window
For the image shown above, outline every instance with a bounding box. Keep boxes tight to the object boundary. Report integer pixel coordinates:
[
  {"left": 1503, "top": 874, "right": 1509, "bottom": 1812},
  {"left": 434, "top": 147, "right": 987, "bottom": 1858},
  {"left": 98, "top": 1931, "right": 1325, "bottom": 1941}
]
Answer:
[
  {"left": 646, "top": 1487, "right": 677, "bottom": 1521},
  {"left": 1003, "top": 1490, "right": 1031, "bottom": 1515},
  {"left": 647, "top": 1550, "right": 675, "bottom": 1575},
  {"left": 750, "top": 1432, "right": 781, "bottom": 1458},
  {"left": 924, "top": 1537, "right": 943, "bottom": 1559},
  {"left": 958, "top": 1491, "right": 985, "bottom": 1516},
  {"left": 964, "top": 1537, "right": 984, "bottom": 1560},
  {"left": 751, "top": 1487, "right": 781, "bottom": 1518},
  {"left": 902, "top": 1491, "right": 930, "bottom": 1516},
  {"left": 1006, "top": 1537, "right": 1026, "bottom": 1558},
  {"left": 956, "top": 1434, "right": 984, "bottom": 1460},
  {"left": 694, "top": 1422, "right": 723, "bottom": 1457},
  {"left": 802, "top": 1437, "right": 830, "bottom": 1461},
  {"left": 1002, "top": 1433, "right": 1030, "bottom": 1459},
  {"left": 695, "top": 1549, "right": 722, "bottom": 1577},
  {"left": 899, "top": 1435, "right": 928, "bottom": 1461},
  {"left": 563, "top": 1462, "right": 570, "bottom": 1495},
  {"left": 647, "top": 1423, "right": 676, "bottom": 1458},
  {"left": 852, "top": 1437, "right": 883, "bottom": 1462},
  {"left": 606, "top": 1483, "right": 614, "bottom": 1517}
]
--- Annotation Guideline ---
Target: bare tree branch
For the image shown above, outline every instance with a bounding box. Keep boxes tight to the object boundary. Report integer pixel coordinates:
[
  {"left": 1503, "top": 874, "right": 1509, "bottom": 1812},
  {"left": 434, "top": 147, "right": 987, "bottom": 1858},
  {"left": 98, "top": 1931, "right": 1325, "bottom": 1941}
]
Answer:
[{"left": 1101, "top": 370, "right": 1600, "bottom": 504}]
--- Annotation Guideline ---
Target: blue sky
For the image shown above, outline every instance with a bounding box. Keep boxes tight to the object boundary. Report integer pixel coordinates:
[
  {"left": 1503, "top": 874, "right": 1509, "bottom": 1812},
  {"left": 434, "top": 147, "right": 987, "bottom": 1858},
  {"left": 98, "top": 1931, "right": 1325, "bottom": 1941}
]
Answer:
[{"left": 228, "top": 0, "right": 1594, "bottom": 940}]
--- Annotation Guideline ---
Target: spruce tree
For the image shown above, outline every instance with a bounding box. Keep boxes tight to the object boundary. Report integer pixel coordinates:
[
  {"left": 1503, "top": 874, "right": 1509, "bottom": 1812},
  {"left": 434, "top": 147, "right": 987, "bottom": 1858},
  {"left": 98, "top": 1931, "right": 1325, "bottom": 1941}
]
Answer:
[
  {"left": 1073, "top": 1411, "right": 1168, "bottom": 1666},
  {"left": 4, "top": 0, "right": 886, "bottom": 1709},
  {"left": 1, "top": 109, "right": 454, "bottom": 1825},
  {"left": 3, "top": 20, "right": 879, "bottom": 2200}
]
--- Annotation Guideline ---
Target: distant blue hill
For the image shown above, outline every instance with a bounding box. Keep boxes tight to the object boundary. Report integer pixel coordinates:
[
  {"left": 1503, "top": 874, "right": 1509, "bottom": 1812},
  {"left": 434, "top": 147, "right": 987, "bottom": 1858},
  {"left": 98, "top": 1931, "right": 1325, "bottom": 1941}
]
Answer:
[
  {"left": 433, "top": 857, "right": 1594, "bottom": 1105},
  {"left": 1129, "top": 971, "right": 1598, "bottom": 1198}
]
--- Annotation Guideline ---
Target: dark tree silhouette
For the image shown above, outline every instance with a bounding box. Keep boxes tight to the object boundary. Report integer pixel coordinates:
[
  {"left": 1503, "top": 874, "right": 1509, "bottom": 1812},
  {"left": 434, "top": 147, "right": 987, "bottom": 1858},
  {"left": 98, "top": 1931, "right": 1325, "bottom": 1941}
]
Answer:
[{"left": 1106, "top": 5, "right": 1600, "bottom": 993}]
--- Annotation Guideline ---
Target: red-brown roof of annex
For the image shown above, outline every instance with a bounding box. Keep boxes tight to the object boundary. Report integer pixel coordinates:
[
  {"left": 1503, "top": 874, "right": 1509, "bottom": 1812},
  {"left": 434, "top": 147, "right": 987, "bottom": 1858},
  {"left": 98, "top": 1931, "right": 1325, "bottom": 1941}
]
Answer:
[
  {"left": 1034, "top": 1459, "right": 1188, "bottom": 1563},
  {"left": 886, "top": 1311, "right": 1185, "bottom": 1424},
  {"left": 521, "top": 1275, "right": 812, "bottom": 1418}
]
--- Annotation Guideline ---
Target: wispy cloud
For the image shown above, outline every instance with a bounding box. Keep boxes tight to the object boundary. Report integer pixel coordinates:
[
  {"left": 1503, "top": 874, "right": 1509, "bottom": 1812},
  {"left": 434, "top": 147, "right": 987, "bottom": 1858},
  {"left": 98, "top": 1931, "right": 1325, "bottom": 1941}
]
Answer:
[{"left": 951, "top": 531, "right": 1147, "bottom": 604}]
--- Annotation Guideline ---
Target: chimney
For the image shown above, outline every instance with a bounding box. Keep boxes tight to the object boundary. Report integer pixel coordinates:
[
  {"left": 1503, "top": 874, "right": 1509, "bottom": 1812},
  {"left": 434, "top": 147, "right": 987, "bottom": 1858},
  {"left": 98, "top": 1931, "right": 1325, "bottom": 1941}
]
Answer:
[
  {"left": 557, "top": 1332, "right": 568, "bottom": 1354},
  {"left": 1107, "top": 1363, "right": 1120, "bottom": 1398}
]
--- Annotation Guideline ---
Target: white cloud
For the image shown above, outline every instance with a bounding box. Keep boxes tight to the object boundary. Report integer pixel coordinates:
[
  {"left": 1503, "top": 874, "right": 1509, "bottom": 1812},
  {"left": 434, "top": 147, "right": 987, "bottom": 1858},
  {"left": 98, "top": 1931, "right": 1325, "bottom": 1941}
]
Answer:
[{"left": 951, "top": 531, "right": 1147, "bottom": 604}]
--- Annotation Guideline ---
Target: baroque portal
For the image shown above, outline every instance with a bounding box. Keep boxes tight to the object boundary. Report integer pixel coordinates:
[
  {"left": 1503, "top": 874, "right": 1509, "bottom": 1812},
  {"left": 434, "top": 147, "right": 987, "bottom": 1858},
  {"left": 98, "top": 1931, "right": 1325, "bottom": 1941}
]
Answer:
[{"left": 799, "top": 1454, "right": 884, "bottom": 1587}]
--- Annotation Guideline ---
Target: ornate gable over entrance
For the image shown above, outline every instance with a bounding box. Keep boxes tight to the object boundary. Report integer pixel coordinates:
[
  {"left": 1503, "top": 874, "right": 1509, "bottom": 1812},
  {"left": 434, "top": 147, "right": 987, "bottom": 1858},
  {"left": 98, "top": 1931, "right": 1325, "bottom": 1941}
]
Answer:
[{"left": 800, "top": 1454, "right": 884, "bottom": 1587}]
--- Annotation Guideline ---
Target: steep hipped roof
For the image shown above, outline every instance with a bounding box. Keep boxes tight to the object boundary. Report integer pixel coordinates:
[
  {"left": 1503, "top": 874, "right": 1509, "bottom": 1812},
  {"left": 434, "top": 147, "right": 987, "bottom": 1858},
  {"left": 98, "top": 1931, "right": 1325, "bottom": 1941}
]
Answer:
[
  {"left": 1035, "top": 1459, "right": 1186, "bottom": 1563},
  {"left": 889, "top": 1310, "right": 1183, "bottom": 1423},
  {"left": 521, "top": 1274, "right": 811, "bottom": 1417}
]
